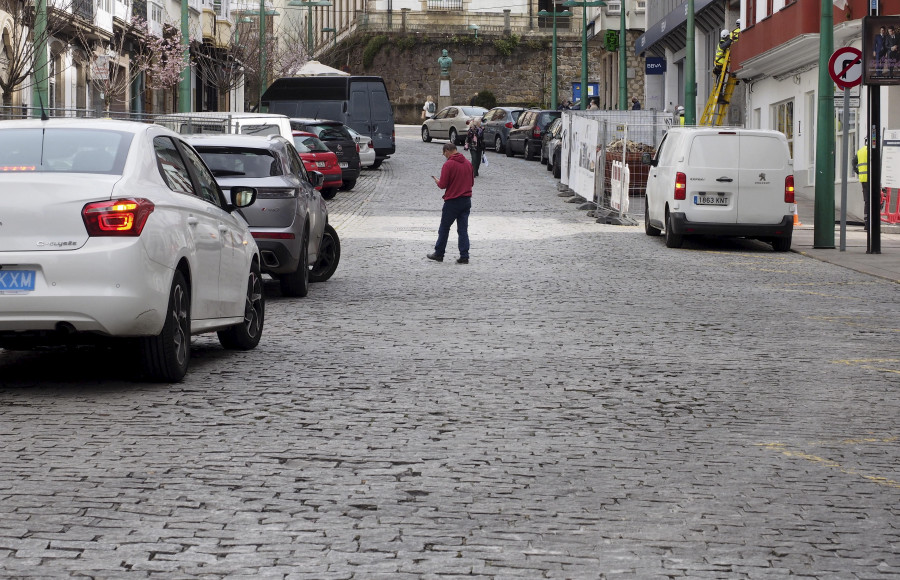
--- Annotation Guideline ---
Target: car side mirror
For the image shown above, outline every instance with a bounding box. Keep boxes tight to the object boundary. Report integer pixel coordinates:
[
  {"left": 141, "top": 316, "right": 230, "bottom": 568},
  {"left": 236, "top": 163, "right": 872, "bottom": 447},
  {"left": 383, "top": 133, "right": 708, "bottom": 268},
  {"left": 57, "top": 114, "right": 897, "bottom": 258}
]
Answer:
[
  {"left": 308, "top": 170, "right": 325, "bottom": 189},
  {"left": 230, "top": 186, "right": 257, "bottom": 208},
  {"left": 641, "top": 152, "right": 656, "bottom": 167}
]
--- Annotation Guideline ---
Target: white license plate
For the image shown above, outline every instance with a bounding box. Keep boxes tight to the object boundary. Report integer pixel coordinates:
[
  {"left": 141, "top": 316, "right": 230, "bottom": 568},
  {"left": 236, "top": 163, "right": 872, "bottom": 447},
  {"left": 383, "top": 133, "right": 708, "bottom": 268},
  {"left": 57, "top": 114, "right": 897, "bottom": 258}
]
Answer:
[
  {"left": 0, "top": 270, "right": 36, "bottom": 293},
  {"left": 316, "top": 161, "right": 326, "bottom": 168},
  {"left": 339, "top": 162, "right": 348, "bottom": 168},
  {"left": 694, "top": 194, "right": 728, "bottom": 206}
]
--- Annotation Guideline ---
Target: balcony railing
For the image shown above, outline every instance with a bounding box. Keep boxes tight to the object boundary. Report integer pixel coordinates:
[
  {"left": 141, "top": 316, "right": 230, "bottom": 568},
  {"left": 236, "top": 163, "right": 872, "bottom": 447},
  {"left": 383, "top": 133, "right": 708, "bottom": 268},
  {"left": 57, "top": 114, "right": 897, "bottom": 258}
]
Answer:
[
  {"left": 73, "top": 0, "right": 94, "bottom": 21},
  {"left": 356, "top": 11, "right": 576, "bottom": 36},
  {"left": 427, "top": 0, "right": 462, "bottom": 11}
]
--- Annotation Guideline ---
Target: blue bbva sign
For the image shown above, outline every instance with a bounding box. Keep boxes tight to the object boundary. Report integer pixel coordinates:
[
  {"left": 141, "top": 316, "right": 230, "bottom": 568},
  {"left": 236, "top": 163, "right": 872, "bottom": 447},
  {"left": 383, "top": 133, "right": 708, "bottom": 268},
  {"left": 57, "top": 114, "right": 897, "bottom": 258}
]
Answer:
[{"left": 646, "top": 58, "right": 666, "bottom": 75}]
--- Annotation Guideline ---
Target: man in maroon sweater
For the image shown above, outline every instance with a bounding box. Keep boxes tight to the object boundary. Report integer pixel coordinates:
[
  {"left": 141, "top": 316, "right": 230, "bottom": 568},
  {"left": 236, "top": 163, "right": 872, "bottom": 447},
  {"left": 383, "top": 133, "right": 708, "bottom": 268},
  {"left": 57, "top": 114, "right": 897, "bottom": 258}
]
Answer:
[{"left": 428, "top": 143, "right": 473, "bottom": 264}]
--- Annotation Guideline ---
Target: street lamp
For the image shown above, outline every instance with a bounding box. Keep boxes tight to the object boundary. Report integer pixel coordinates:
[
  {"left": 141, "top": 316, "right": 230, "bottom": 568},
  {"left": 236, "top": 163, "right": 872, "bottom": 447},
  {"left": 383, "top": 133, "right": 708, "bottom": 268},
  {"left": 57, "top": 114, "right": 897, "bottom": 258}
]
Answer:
[
  {"left": 468, "top": 24, "right": 480, "bottom": 39},
  {"left": 563, "top": 0, "right": 606, "bottom": 110},
  {"left": 538, "top": 6, "right": 571, "bottom": 110},
  {"left": 287, "top": 0, "right": 333, "bottom": 55}
]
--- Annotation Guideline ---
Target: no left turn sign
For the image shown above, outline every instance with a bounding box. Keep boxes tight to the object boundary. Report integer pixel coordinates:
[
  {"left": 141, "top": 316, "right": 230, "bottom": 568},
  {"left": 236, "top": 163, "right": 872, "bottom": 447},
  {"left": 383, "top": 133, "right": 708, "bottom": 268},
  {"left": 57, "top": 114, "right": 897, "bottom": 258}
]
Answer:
[{"left": 829, "top": 47, "right": 863, "bottom": 89}]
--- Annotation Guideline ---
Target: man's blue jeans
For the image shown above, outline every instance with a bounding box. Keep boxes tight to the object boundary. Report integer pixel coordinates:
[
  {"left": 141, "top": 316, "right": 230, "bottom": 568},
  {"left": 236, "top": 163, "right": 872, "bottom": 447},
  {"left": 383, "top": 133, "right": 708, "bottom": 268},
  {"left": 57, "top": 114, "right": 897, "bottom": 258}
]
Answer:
[{"left": 434, "top": 196, "right": 471, "bottom": 259}]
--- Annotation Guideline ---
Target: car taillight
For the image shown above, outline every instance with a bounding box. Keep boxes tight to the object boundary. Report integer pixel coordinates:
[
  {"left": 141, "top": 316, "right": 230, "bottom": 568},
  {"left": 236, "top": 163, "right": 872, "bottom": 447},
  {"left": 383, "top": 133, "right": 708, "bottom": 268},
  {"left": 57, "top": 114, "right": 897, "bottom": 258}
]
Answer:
[
  {"left": 355, "top": 143, "right": 360, "bottom": 153},
  {"left": 505, "top": 122, "right": 513, "bottom": 129},
  {"left": 785, "top": 174, "right": 795, "bottom": 203},
  {"left": 252, "top": 232, "right": 295, "bottom": 240},
  {"left": 533, "top": 127, "right": 542, "bottom": 139},
  {"left": 82, "top": 198, "right": 154, "bottom": 236},
  {"left": 675, "top": 172, "right": 687, "bottom": 200},
  {"left": 257, "top": 188, "right": 298, "bottom": 198}
]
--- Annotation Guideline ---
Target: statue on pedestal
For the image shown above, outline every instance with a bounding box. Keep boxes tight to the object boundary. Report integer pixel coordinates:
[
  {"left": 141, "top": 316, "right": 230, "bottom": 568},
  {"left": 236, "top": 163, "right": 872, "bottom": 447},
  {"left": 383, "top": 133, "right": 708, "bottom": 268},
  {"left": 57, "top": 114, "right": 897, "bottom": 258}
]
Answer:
[{"left": 438, "top": 49, "right": 452, "bottom": 77}]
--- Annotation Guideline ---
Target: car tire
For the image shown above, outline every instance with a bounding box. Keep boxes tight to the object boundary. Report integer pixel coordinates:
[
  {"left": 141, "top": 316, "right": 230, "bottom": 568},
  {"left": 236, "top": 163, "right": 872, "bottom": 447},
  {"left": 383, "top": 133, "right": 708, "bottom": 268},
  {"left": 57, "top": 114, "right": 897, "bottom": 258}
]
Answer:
[
  {"left": 546, "top": 153, "right": 553, "bottom": 171},
  {"left": 665, "top": 212, "right": 683, "bottom": 248},
  {"left": 279, "top": 225, "right": 310, "bottom": 297},
  {"left": 645, "top": 197, "right": 661, "bottom": 236},
  {"left": 370, "top": 159, "right": 383, "bottom": 169},
  {"left": 309, "top": 224, "right": 341, "bottom": 283},
  {"left": 449, "top": 128, "right": 459, "bottom": 146},
  {"left": 494, "top": 136, "right": 503, "bottom": 153},
  {"left": 540, "top": 147, "right": 548, "bottom": 165},
  {"left": 140, "top": 270, "right": 190, "bottom": 382},
  {"left": 321, "top": 187, "right": 338, "bottom": 200},
  {"left": 422, "top": 126, "right": 432, "bottom": 142},
  {"left": 772, "top": 236, "right": 792, "bottom": 252},
  {"left": 553, "top": 154, "right": 561, "bottom": 179},
  {"left": 217, "top": 261, "right": 264, "bottom": 350},
  {"left": 524, "top": 141, "right": 534, "bottom": 160},
  {"left": 340, "top": 179, "right": 356, "bottom": 191},
  {"left": 505, "top": 140, "right": 514, "bottom": 157}
]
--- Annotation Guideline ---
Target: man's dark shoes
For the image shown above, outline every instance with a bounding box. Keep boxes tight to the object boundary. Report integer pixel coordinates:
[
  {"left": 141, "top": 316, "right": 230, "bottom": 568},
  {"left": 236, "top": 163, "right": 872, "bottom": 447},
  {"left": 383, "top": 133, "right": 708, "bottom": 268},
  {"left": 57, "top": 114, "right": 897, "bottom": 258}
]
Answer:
[
  {"left": 457, "top": 257, "right": 469, "bottom": 264},
  {"left": 427, "top": 253, "right": 443, "bottom": 262}
]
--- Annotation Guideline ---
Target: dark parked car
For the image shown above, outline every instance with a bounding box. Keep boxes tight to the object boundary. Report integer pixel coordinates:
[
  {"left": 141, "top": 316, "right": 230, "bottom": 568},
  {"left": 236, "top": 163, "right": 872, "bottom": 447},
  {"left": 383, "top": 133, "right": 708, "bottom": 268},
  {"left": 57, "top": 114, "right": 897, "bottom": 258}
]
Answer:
[
  {"left": 539, "top": 117, "right": 562, "bottom": 167},
  {"left": 289, "top": 118, "right": 361, "bottom": 191},
  {"left": 481, "top": 106, "right": 525, "bottom": 154},
  {"left": 505, "top": 109, "right": 562, "bottom": 160}
]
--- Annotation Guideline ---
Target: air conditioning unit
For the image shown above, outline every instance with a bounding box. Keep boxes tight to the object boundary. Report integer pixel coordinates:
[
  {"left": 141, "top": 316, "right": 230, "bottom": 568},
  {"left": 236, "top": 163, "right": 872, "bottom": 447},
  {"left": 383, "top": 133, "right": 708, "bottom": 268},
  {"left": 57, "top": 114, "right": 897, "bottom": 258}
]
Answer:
[
  {"left": 605, "top": 1, "right": 621, "bottom": 15},
  {"left": 635, "top": 0, "right": 646, "bottom": 13}
]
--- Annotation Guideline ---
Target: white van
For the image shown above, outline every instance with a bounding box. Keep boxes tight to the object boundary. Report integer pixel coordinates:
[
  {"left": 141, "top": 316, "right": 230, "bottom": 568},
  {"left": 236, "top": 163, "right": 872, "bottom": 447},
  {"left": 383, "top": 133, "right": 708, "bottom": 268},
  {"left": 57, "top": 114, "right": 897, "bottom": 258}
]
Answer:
[
  {"left": 154, "top": 112, "right": 293, "bottom": 140},
  {"left": 642, "top": 127, "right": 795, "bottom": 251}
]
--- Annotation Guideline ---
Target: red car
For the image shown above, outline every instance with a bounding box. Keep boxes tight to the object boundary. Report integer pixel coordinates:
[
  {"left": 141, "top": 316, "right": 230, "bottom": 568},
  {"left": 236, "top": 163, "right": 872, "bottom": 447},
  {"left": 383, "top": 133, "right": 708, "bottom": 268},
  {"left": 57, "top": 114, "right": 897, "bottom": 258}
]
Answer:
[{"left": 292, "top": 131, "right": 342, "bottom": 200}]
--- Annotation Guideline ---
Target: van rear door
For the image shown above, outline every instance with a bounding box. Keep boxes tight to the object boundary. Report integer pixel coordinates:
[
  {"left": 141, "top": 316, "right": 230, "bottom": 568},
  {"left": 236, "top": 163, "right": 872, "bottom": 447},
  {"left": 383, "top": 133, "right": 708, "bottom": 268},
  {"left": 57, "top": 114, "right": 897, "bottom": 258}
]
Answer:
[
  {"left": 736, "top": 133, "right": 791, "bottom": 224},
  {"left": 685, "top": 133, "right": 739, "bottom": 224},
  {"left": 349, "top": 80, "right": 395, "bottom": 157}
]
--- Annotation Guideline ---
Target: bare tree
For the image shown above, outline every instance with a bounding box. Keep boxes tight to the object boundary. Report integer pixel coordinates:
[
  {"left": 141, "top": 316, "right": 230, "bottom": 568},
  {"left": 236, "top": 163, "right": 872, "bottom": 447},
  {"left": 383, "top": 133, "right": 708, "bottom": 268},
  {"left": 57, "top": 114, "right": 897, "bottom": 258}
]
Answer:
[
  {"left": 233, "top": 13, "right": 308, "bottom": 109},
  {"left": 76, "top": 16, "right": 187, "bottom": 113},
  {"left": 0, "top": 0, "right": 74, "bottom": 110}
]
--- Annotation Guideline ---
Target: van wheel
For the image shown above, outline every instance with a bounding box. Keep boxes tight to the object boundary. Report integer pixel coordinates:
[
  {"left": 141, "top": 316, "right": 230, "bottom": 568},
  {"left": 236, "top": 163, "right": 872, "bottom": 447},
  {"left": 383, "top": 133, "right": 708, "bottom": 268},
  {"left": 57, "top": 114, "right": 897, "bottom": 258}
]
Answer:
[
  {"left": 421, "top": 126, "right": 432, "bottom": 142},
  {"left": 664, "top": 212, "right": 683, "bottom": 248},
  {"left": 772, "top": 236, "right": 792, "bottom": 252},
  {"left": 494, "top": 136, "right": 503, "bottom": 153},
  {"left": 321, "top": 187, "right": 338, "bottom": 200},
  {"left": 645, "top": 198, "right": 661, "bottom": 236}
]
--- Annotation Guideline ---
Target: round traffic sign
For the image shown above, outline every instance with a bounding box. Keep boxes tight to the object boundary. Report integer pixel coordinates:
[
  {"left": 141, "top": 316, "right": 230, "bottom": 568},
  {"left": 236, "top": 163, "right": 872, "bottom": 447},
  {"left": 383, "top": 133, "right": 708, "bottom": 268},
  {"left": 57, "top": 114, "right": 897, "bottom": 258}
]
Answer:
[{"left": 829, "top": 47, "right": 863, "bottom": 89}]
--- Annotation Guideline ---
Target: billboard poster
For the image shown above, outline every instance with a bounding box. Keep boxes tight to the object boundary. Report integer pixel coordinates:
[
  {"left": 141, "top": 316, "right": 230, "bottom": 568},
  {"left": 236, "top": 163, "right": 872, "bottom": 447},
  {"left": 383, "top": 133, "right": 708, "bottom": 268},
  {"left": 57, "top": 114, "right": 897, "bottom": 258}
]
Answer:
[{"left": 862, "top": 15, "right": 900, "bottom": 85}]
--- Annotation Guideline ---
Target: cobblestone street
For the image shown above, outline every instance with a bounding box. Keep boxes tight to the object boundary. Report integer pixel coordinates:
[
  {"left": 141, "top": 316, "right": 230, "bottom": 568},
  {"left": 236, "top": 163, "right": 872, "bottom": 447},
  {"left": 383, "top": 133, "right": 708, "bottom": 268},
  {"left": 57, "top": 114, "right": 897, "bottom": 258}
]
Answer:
[{"left": 1, "top": 125, "right": 899, "bottom": 579}]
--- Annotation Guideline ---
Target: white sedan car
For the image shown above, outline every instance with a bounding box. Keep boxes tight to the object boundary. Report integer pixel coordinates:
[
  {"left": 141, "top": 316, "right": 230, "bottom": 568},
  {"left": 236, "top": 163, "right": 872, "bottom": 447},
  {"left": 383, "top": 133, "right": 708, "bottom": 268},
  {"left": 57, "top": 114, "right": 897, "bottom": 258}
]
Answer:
[
  {"left": 346, "top": 126, "right": 377, "bottom": 169},
  {"left": 0, "top": 118, "right": 265, "bottom": 382}
]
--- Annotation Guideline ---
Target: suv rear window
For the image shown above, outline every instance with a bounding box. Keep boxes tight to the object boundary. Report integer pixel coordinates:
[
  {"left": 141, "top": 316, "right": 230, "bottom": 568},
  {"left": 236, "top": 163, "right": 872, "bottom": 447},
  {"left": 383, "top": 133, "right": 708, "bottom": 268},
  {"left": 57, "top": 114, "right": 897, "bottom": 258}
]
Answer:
[
  {"left": 0, "top": 128, "right": 132, "bottom": 174},
  {"left": 193, "top": 147, "right": 284, "bottom": 178}
]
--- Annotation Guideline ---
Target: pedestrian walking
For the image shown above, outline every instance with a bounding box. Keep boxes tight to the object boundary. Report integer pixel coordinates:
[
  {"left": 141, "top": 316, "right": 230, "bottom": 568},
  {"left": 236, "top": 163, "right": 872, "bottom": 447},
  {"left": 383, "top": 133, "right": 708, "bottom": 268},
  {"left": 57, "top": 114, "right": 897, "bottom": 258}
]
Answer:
[
  {"left": 464, "top": 117, "right": 485, "bottom": 178},
  {"left": 427, "top": 143, "right": 473, "bottom": 264},
  {"left": 423, "top": 95, "right": 436, "bottom": 120},
  {"left": 631, "top": 97, "right": 641, "bottom": 110},
  {"left": 853, "top": 137, "right": 869, "bottom": 228}
]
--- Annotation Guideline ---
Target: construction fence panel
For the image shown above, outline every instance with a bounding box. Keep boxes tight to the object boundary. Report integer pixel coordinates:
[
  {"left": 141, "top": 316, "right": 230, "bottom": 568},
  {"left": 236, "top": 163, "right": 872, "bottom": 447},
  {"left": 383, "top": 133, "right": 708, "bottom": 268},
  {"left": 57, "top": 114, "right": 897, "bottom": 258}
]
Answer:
[{"left": 560, "top": 110, "right": 673, "bottom": 221}]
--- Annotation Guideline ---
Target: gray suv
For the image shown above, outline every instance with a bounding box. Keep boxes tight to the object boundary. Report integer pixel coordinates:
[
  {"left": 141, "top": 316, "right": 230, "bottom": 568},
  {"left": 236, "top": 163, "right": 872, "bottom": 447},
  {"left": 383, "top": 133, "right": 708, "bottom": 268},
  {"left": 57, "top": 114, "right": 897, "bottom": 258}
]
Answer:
[
  {"left": 187, "top": 134, "right": 333, "bottom": 297},
  {"left": 482, "top": 106, "right": 525, "bottom": 154},
  {"left": 506, "top": 109, "right": 562, "bottom": 160}
]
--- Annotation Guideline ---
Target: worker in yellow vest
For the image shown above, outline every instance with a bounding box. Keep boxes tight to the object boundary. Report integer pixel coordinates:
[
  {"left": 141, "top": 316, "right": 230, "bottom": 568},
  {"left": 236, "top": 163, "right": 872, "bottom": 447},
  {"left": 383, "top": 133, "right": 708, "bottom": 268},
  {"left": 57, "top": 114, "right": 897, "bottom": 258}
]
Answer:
[
  {"left": 675, "top": 105, "right": 685, "bottom": 126},
  {"left": 852, "top": 137, "right": 869, "bottom": 228}
]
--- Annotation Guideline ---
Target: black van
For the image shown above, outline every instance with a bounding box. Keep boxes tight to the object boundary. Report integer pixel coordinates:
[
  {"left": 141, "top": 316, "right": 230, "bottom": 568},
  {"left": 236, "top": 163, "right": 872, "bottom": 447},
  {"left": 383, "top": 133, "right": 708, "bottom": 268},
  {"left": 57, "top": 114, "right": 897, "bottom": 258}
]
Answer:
[{"left": 261, "top": 76, "right": 395, "bottom": 166}]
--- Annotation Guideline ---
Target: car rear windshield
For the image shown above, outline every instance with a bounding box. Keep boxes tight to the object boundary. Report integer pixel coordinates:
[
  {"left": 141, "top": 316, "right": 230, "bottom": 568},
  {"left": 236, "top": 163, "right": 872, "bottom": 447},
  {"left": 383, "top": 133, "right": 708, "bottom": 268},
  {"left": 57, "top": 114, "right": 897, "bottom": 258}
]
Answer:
[
  {"left": 688, "top": 135, "right": 740, "bottom": 168},
  {"left": 304, "top": 124, "right": 352, "bottom": 142},
  {"left": 0, "top": 128, "right": 132, "bottom": 174},
  {"left": 293, "top": 135, "right": 330, "bottom": 153},
  {"left": 461, "top": 107, "right": 486, "bottom": 117},
  {"left": 240, "top": 124, "right": 281, "bottom": 136},
  {"left": 193, "top": 147, "right": 283, "bottom": 178}
]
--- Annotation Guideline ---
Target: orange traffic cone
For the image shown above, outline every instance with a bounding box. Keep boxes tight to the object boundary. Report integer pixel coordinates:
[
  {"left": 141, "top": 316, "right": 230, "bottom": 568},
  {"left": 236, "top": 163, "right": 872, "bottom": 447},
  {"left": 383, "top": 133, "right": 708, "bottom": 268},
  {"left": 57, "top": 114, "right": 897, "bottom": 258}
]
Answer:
[{"left": 793, "top": 206, "right": 802, "bottom": 227}]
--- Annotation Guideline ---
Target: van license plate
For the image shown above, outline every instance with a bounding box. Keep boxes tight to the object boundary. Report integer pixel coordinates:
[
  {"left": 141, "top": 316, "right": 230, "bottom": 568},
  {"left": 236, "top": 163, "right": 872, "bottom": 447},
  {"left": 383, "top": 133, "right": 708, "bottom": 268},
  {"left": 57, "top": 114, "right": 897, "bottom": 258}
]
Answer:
[
  {"left": 339, "top": 162, "right": 348, "bottom": 168},
  {"left": 0, "top": 270, "right": 36, "bottom": 293},
  {"left": 694, "top": 195, "right": 728, "bottom": 206}
]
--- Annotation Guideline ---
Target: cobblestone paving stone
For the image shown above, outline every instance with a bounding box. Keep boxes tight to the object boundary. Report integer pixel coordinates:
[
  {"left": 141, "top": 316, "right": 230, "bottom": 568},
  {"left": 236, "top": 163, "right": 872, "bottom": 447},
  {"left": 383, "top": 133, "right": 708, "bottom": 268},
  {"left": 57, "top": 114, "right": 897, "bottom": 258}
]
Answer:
[{"left": 1, "top": 126, "right": 899, "bottom": 579}]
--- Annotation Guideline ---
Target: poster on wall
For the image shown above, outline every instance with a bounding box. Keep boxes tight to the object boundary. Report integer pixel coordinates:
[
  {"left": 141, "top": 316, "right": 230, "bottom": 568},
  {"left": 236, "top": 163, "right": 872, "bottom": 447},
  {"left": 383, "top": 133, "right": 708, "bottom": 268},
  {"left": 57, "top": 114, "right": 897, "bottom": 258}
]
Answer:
[{"left": 862, "top": 15, "right": 900, "bottom": 85}]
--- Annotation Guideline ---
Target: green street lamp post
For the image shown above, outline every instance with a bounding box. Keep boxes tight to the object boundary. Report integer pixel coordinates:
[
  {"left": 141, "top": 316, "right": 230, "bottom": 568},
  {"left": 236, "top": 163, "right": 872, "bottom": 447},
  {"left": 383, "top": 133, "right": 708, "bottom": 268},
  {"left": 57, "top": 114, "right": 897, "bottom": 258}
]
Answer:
[
  {"left": 287, "top": 0, "right": 333, "bottom": 55},
  {"left": 179, "top": 0, "right": 190, "bottom": 111},
  {"left": 563, "top": 0, "right": 605, "bottom": 110},
  {"left": 684, "top": 0, "right": 696, "bottom": 124},
  {"left": 618, "top": 0, "right": 626, "bottom": 109},
  {"left": 538, "top": 5, "right": 571, "bottom": 110}
]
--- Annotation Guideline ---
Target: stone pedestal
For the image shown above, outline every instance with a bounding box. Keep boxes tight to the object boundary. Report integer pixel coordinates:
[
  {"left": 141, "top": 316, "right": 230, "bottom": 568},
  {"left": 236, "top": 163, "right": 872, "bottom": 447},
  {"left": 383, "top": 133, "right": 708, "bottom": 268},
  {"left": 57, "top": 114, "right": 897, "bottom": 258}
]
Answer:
[{"left": 438, "top": 79, "right": 451, "bottom": 109}]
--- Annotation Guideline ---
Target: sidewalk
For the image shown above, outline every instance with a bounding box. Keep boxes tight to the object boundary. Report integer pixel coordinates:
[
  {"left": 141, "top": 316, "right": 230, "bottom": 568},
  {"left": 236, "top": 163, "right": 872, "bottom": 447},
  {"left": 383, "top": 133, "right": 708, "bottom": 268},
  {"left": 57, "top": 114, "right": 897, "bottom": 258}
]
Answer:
[{"left": 792, "top": 184, "right": 900, "bottom": 283}]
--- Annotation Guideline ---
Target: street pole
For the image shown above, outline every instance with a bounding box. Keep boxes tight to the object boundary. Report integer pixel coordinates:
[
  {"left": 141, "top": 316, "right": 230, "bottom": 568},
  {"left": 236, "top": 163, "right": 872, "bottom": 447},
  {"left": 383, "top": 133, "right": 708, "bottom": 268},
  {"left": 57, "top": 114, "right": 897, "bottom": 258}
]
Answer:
[
  {"left": 33, "top": 0, "right": 48, "bottom": 116},
  {"left": 867, "top": 3, "right": 881, "bottom": 254},
  {"left": 618, "top": 0, "right": 626, "bottom": 109},
  {"left": 178, "top": 0, "right": 190, "bottom": 112},
  {"left": 813, "top": 0, "right": 835, "bottom": 248},
  {"left": 539, "top": 7, "right": 570, "bottom": 110},
  {"left": 684, "top": 0, "right": 696, "bottom": 125},
  {"left": 259, "top": 0, "right": 267, "bottom": 99},
  {"left": 563, "top": 1, "right": 605, "bottom": 110}
]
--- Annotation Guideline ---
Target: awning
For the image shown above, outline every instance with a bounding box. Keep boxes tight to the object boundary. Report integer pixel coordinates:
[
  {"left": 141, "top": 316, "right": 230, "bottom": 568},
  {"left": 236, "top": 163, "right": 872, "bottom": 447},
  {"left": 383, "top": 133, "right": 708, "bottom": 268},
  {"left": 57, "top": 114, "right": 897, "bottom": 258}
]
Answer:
[{"left": 634, "top": 0, "right": 724, "bottom": 56}]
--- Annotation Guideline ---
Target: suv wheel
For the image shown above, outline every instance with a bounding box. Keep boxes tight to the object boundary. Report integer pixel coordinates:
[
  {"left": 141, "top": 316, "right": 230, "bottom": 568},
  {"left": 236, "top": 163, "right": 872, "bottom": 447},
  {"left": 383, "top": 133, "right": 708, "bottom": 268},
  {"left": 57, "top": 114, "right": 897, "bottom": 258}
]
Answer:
[{"left": 523, "top": 141, "right": 534, "bottom": 160}]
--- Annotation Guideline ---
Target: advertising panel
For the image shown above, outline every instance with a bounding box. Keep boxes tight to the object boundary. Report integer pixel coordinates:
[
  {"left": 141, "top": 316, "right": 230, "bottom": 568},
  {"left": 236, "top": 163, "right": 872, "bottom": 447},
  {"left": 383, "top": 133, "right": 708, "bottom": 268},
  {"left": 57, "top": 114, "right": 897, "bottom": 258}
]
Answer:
[{"left": 862, "top": 15, "right": 900, "bottom": 85}]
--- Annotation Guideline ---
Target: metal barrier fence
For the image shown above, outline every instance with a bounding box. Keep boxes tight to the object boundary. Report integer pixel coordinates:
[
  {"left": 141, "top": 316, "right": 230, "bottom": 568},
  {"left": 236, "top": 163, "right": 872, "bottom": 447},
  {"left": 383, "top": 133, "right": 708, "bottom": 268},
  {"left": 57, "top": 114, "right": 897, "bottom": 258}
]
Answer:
[
  {"left": 558, "top": 110, "right": 673, "bottom": 224},
  {"left": 0, "top": 106, "right": 160, "bottom": 123}
]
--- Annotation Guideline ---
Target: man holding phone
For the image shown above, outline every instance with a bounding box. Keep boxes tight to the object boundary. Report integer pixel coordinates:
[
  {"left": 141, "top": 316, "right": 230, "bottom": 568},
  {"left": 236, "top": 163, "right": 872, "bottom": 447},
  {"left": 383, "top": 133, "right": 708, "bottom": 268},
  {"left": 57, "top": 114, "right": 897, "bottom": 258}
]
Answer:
[{"left": 427, "top": 143, "right": 474, "bottom": 264}]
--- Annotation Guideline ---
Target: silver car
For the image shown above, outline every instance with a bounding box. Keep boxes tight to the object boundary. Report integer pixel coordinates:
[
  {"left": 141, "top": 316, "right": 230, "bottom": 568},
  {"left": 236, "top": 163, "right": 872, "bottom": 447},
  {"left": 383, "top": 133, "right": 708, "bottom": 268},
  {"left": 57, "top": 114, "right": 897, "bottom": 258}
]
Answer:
[
  {"left": 421, "top": 105, "right": 488, "bottom": 146},
  {"left": 347, "top": 126, "right": 378, "bottom": 169},
  {"left": 187, "top": 134, "right": 340, "bottom": 296},
  {"left": 482, "top": 106, "right": 526, "bottom": 154}
]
